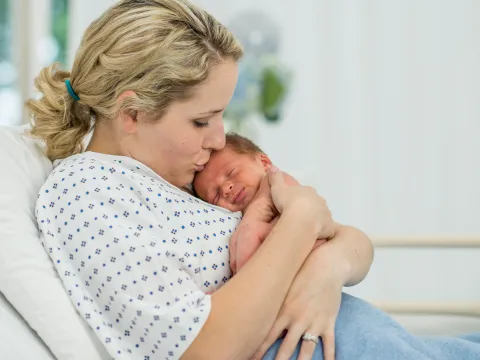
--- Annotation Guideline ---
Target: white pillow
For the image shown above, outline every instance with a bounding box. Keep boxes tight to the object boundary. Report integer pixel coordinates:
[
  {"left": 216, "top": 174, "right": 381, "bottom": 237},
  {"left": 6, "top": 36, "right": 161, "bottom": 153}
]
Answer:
[
  {"left": 0, "top": 125, "right": 110, "bottom": 360},
  {"left": 0, "top": 292, "right": 55, "bottom": 360}
]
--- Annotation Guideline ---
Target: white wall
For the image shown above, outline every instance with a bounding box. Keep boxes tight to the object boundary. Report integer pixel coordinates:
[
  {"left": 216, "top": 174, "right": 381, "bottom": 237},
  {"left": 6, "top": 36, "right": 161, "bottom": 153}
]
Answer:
[
  {"left": 8, "top": 0, "right": 52, "bottom": 123},
  {"left": 68, "top": 0, "right": 117, "bottom": 66},
  {"left": 309, "top": 0, "right": 480, "bottom": 312},
  {"left": 309, "top": 0, "right": 480, "bottom": 237}
]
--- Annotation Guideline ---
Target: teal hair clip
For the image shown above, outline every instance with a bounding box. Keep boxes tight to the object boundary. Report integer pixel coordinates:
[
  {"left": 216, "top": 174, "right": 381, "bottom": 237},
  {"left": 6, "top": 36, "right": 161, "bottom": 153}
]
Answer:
[{"left": 65, "top": 79, "right": 80, "bottom": 101}]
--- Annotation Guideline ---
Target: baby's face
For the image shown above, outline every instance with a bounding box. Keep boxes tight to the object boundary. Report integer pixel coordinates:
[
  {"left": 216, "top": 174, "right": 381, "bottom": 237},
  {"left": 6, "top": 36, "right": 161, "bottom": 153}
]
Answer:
[{"left": 193, "top": 147, "right": 271, "bottom": 212}]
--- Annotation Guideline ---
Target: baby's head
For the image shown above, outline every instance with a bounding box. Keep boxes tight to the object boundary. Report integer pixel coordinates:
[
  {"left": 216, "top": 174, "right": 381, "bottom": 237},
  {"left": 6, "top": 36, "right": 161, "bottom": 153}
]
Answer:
[{"left": 193, "top": 133, "right": 272, "bottom": 213}]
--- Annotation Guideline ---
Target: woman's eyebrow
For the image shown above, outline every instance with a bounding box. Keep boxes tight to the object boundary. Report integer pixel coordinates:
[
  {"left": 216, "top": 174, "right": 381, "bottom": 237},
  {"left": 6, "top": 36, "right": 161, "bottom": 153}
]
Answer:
[{"left": 197, "top": 108, "right": 223, "bottom": 116}]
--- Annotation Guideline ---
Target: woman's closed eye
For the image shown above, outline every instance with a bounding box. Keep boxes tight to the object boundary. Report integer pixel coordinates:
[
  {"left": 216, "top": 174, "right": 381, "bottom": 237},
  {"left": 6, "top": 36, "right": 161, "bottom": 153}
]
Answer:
[{"left": 193, "top": 119, "right": 210, "bottom": 128}]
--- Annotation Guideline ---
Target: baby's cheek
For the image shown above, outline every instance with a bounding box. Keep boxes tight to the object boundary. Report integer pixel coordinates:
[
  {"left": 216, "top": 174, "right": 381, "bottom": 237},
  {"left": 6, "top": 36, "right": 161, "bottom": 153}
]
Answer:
[{"left": 192, "top": 180, "right": 207, "bottom": 201}]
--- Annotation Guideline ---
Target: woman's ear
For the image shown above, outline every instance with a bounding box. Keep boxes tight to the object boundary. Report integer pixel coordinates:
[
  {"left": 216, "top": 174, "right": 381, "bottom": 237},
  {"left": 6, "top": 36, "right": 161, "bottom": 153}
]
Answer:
[
  {"left": 117, "top": 90, "right": 138, "bottom": 134},
  {"left": 258, "top": 153, "right": 273, "bottom": 171}
]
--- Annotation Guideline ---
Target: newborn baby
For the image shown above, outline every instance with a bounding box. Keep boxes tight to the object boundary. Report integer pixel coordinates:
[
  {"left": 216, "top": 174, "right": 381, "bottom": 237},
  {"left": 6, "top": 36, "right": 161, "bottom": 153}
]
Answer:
[{"left": 193, "top": 133, "right": 328, "bottom": 274}]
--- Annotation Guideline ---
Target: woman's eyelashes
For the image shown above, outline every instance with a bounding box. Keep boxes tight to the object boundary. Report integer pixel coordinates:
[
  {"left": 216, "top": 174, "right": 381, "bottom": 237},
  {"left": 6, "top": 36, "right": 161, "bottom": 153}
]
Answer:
[{"left": 193, "top": 119, "right": 210, "bottom": 128}]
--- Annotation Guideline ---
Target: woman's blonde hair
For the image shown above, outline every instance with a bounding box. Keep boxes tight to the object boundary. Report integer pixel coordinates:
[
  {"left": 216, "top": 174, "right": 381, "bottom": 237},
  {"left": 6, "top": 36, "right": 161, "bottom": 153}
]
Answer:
[{"left": 27, "top": 0, "right": 243, "bottom": 161}]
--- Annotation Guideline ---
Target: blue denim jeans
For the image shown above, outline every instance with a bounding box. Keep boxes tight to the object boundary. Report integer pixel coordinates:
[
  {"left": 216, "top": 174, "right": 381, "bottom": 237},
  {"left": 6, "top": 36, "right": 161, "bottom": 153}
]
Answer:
[{"left": 263, "top": 293, "right": 480, "bottom": 360}]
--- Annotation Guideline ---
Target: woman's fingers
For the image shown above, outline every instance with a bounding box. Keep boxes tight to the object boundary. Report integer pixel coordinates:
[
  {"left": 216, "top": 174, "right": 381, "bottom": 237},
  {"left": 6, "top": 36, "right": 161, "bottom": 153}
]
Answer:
[
  {"left": 228, "top": 232, "right": 238, "bottom": 274},
  {"left": 297, "top": 332, "right": 318, "bottom": 360},
  {"left": 297, "top": 325, "right": 335, "bottom": 360},
  {"left": 230, "top": 253, "right": 237, "bottom": 274},
  {"left": 274, "top": 325, "right": 304, "bottom": 360},
  {"left": 321, "top": 329, "right": 336, "bottom": 360},
  {"left": 267, "top": 166, "right": 286, "bottom": 213},
  {"left": 251, "top": 317, "right": 288, "bottom": 360},
  {"left": 312, "top": 239, "right": 328, "bottom": 250}
]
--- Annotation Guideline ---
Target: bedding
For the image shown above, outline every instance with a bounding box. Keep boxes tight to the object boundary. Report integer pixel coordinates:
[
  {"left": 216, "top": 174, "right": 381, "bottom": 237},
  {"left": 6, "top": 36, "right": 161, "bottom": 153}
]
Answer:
[
  {"left": 0, "top": 292, "right": 55, "bottom": 360},
  {"left": 0, "top": 125, "right": 109, "bottom": 360}
]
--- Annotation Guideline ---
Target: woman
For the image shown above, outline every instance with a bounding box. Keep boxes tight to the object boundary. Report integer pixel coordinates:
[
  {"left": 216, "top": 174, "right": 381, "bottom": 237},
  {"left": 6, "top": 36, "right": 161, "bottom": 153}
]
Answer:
[
  {"left": 28, "top": 1, "right": 480, "bottom": 360},
  {"left": 28, "top": 1, "right": 371, "bottom": 359}
]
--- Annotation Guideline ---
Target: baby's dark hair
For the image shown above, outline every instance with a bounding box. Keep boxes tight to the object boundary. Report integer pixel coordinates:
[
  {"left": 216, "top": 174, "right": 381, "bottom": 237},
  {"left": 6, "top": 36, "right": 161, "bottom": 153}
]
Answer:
[{"left": 224, "top": 132, "right": 264, "bottom": 156}]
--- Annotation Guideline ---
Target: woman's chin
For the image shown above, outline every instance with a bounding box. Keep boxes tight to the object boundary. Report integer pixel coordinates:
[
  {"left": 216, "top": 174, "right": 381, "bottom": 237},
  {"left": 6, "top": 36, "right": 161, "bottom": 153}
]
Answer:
[{"left": 170, "top": 173, "right": 195, "bottom": 190}]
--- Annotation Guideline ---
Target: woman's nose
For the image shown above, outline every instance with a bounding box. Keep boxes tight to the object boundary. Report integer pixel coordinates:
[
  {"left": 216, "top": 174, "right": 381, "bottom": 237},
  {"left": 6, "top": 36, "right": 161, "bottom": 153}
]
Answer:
[{"left": 204, "top": 120, "right": 226, "bottom": 150}]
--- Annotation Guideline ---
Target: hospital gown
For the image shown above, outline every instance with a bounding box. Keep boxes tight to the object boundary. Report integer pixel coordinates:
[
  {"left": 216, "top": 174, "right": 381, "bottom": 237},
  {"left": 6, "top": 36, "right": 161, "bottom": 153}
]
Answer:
[{"left": 36, "top": 152, "right": 241, "bottom": 359}]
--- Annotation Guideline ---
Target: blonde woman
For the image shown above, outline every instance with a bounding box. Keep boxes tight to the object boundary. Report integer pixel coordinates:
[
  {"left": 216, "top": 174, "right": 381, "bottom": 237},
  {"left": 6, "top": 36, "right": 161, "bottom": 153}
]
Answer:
[{"left": 28, "top": 1, "right": 480, "bottom": 360}]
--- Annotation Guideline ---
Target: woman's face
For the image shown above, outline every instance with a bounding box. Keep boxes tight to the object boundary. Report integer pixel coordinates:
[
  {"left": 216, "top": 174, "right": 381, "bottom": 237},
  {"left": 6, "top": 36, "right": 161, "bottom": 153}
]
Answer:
[{"left": 126, "top": 59, "right": 238, "bottom": 188}]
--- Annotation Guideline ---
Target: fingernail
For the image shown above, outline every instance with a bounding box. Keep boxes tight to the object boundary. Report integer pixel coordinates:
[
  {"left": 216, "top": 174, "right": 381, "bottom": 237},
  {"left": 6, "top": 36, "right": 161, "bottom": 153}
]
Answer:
[{"left": 269, "top": 165, "right": 279, "bottom": 173}]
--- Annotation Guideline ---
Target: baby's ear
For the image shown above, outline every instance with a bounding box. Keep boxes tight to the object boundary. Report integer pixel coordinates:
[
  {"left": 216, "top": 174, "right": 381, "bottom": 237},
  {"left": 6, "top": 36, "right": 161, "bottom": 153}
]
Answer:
[{"left": 258, "top": 153, "right": 272, "bottom": 171}]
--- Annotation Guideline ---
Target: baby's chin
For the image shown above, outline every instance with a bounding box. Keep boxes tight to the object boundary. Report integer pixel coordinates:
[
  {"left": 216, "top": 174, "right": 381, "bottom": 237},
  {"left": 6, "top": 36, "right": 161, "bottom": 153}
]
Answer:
[
  {"left": 239, "top": 198, "right": 254, "bottom": 214},
  {"left": 221, "top": 200, "right": 249, "bottom": 214},
  {"left": 220, "top": 203, "right": 246, "bottom": 213}
]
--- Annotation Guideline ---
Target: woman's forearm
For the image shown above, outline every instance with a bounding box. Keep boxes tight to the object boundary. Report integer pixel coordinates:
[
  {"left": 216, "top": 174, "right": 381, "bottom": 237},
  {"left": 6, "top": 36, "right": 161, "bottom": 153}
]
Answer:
[
  {"left": 314, "top": 224, "right": 374, "bottom": 287},
  {"left": 181, "top": 210, "right": 318, "bottom": 360}
]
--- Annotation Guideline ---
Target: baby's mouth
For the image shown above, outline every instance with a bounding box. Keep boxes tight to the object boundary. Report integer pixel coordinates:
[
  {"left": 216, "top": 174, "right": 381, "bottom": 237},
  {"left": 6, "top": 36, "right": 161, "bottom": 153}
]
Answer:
[{"left": 233, "top": 188, "right": 246, "bottom": 204}]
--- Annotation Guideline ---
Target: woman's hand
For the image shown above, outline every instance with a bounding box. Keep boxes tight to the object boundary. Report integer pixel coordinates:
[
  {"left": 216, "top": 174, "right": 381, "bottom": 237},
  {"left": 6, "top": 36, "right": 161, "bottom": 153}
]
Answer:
[
  {"left": 229, "top": 221, "right": 274, "bottom": 274},
  {"left": 269, "top": 166, "right": 336, "bottom": 240},
  {"left": 235, "top": 167, "right": 335, "bottom": 273},
  {"left": 252, "top": 248, "right": 343, "bottom": 360}
]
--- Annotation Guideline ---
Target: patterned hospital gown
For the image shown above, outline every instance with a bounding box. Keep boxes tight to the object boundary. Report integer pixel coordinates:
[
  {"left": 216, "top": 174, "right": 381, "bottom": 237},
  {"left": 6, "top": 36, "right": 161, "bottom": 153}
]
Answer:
[{"left": 36, "top": 152, "right": 242, "bottom": 359}]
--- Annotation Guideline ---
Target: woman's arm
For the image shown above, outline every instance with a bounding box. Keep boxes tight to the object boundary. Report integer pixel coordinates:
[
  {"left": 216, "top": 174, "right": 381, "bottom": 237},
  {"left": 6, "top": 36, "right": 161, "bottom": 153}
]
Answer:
[
  {"left": 315, "top": 224, "right": 374, "bottom": 287},
  {"left": 281, "top": 169, "right": 374, "bottom": 286},
  {"left": 182, "top": 210, "right": 318, "bottom": 360},
  {"left": 251, "top": 225, "right": 373, "bottom": 360}
]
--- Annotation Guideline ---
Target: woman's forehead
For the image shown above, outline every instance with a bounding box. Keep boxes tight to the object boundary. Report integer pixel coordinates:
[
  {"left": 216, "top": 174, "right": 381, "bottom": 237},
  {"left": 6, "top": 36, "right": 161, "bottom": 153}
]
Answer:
[{"left": 183, "top": 60, "right": 239, "bottom": 113}]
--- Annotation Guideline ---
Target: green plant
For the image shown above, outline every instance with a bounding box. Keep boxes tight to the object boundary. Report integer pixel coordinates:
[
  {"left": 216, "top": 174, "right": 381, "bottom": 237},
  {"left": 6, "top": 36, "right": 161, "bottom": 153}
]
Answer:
[{"left": 224, "top": 55, "right": 291, "bottom": 133}]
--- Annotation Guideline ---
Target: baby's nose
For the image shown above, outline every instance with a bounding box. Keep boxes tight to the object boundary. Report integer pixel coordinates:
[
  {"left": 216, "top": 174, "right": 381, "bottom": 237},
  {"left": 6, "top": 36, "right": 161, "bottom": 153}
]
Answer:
[{"left": 222, "top": 183, "right": 233, "bottom": 196}]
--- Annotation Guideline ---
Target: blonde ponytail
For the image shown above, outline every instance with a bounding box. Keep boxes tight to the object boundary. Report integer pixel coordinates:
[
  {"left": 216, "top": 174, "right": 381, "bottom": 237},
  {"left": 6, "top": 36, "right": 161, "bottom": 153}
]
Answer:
[{"left": 27, "top": 63, "right": 92, "bottom": 161}]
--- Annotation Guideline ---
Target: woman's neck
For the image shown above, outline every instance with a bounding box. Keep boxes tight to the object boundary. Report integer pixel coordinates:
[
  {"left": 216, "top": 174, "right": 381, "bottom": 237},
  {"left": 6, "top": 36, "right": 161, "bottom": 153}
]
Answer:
[{"left": 86, "top": 122, "right": 126, "bottom": 156}]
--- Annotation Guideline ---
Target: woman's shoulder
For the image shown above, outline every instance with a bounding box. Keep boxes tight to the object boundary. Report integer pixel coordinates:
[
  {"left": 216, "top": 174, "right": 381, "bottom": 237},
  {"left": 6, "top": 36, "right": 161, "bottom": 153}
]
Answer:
[
  {"left": 45, "top": 151, "right": 174, "bottom": 194},
  {"left": 49, "top": 152, "right": 139, "bottom": 179}
]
